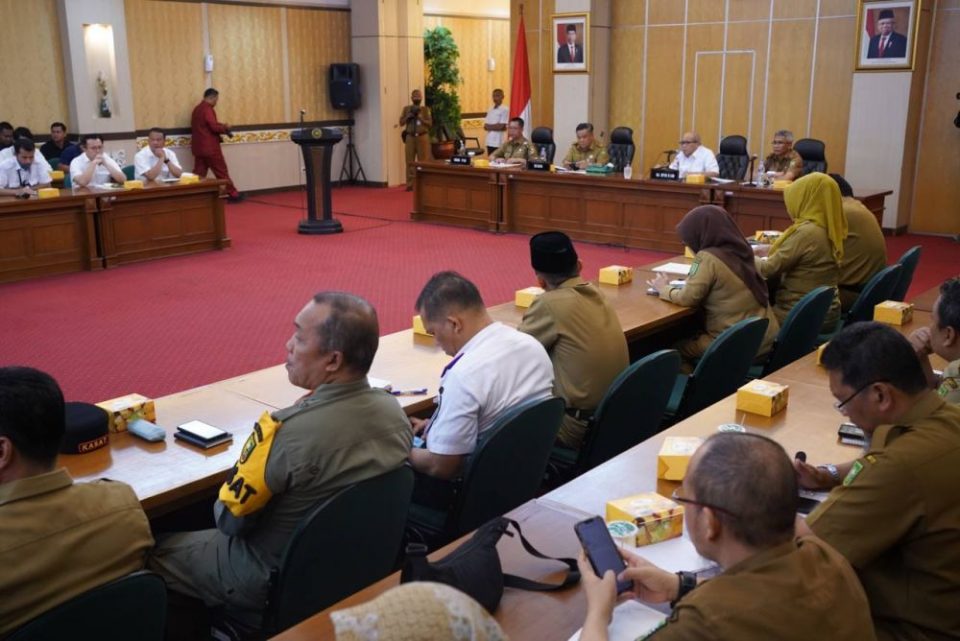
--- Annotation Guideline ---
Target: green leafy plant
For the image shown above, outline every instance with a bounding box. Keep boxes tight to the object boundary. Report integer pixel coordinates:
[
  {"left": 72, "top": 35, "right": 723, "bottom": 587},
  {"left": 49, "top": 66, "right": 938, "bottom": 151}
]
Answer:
[{"left": 423, "top": 26, "right": 462, "bottom": 142}]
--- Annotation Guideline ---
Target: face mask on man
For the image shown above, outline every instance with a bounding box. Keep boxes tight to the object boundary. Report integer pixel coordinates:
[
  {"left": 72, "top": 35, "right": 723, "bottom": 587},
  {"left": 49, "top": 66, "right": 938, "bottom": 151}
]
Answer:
[{"left": 413, "top": 99, "right": 422, "bottom": 106}]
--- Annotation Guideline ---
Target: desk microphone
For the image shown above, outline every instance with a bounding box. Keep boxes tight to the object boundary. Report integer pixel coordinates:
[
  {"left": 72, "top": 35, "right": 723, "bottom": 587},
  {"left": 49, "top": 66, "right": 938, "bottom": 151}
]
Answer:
[
  {"left": 747, "top": 154, "right": 758, "bottom": 185},
  {"left": 299, "top": 108, "right": 306, "bottom": 135},
  {"left": 663, "top": 149, "right": 677, "bottom": 163}
]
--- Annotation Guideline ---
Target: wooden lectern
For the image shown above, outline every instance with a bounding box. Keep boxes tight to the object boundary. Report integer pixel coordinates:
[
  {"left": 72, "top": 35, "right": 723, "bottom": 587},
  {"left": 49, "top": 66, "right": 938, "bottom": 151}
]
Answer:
[{"left": 291, "top": 127, "right": 343, "bottom": 234}]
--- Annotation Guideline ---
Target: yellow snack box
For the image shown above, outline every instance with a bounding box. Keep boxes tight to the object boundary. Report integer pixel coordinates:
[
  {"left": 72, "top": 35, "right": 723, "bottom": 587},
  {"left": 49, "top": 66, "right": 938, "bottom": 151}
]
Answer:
[
  {"left": 123, "top": 180, "right": 144, "bottom": 190},
  {"left": 657, "top": 436, "right": 703, "bottom": 480},
  {"left": 736, "top": 379, "right": 789, "bottom": 417},
  {"left": 179, "top": 174, "right": 200, "bottom": 184},
  {"left": 606, "top": 492, "right": 684, "bottom": 547},
  {"left": 684, "top": 173, "right": 706, "bottom": 184},
  {"left": 38, "top": 188, "right": 60, "bottom": 199},
  {"left": 48, "top": 170, "right": 65, "bottom": 181},
  {"left": 772, "top": 179, "right": 793, "bottom": 190},
  {"left": 874, "top": 300, "right": 914, "bottom": 326},
  {"left": 471, "top": 158, "right": 490, "bottom": 168},
  {"left": 684, "top": 246, "right": 695, "bottom": 259},
  {"left": 514, "top": 286, "right": 545, "bottom": 308},
  {"left": 816, "top": 342, "right": 828, "bottom": 366},
  {"left": 599, "top": 265, "right": 634, "bottom": 286},
  {"left": 754, "top": 230, "right": 783, "bottom": 244},
  {"left": 412, "top": 315, "right": 433, "bottom": 337},
  {"left": 95, "top": 393, "right": 156, "bottom": 433}
]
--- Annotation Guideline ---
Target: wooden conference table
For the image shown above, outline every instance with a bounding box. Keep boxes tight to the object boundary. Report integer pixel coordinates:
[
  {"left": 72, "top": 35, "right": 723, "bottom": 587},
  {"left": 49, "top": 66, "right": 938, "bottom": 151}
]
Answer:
[
  {"left": 274, "top": 310, "right": 945, "bottom": 641},
  {"left": 59, "top": 257, "right": 697, "bottom": 517},
  {"left": 411, "top": 162, "right": 891, "bottom": 254},
  {"left": 0, "top": 179, "right": 229, "bottom": 284}
]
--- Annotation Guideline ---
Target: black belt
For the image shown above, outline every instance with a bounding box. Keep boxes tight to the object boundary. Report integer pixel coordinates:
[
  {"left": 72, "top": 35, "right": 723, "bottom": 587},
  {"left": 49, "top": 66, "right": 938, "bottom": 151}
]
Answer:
[{"left": 565, "top": 407, "right": 594, "bottom": 422}]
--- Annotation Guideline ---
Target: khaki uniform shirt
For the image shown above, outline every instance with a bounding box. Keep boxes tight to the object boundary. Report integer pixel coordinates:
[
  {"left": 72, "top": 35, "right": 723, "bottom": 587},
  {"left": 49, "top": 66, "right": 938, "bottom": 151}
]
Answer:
[
  {"left": 839, "top": 196, "right": 888, "bottom": 309},
  {"left": 764, "top": 149, "right": 804, "bottom": 178},
  {"left": 562, "top": 140, "right": 609, "bottom": 166},
  {"left": 940, "top": 359, "right": 960, "bottom": 404},
  {"left": 756, "top": 222, "right": 841, "bottom": 332},
  {"left": 518, "top": 278, "right": 629, "bottom": 449},
  {"left": 808, "top": 393, "right": 960, "bottom": 641},
  {"left": 399, "top": 104, "right": 432, "bottom": 137},
  {"left": 661, "top": 252, "right": 780, "bottom": 362},
  {"left": 491, "top": 137, "right": 538, "bottom": 161},
  {"left": 148, "top": 380, "right": 413, "bottom": 612},
  {"left": 645, "top": 537, "right": 875, "bottom": 640},
  {"left": 0, "top": 469, "right": 153, "bottom": 635}
]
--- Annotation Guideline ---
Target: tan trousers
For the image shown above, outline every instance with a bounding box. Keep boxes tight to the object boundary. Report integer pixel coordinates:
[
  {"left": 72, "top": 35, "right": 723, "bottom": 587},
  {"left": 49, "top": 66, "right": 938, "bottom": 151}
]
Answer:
[{"left": 405, "top": 134, "right": 431, "bottom": 188}]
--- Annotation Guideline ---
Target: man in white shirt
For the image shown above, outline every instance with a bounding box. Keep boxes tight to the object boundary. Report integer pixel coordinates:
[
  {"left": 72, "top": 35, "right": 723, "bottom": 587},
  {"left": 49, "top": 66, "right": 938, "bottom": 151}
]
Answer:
[
  {"left": 410, "top": 271, "right": 554, "bottom": 482},
  {"left": 0, "top": 127, "right": 53, "bottom": 176},
  {"left": 0, "top": 139, "right": 51, "bottom": 197},
  {"left": 134, "top": 128, "right": 182, "bottom": 182},
  {"left": 70, "top": 134, "right": 125, "bottom": 187},
  {"left": 669, "top": 131, "right": 719, "bottom": 178},
  {"left": 483, "top": 89, "right": 508, "bottom": 156}
]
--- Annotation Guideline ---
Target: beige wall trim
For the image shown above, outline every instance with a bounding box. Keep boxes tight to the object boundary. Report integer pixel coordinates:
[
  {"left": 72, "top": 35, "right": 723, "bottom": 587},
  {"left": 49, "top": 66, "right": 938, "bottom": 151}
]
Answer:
[{"left": 805, "top": 0, "right": 822, "bottom": 137}]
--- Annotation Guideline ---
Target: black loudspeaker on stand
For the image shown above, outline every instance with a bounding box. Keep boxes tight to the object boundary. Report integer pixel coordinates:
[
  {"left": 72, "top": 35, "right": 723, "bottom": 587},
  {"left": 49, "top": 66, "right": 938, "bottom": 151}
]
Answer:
[
  {"left": 329, "top": 63, "right": 366, "bottom": 184},
  {"left": 338, "top": 114, "right": 367, "bottom": 185}
]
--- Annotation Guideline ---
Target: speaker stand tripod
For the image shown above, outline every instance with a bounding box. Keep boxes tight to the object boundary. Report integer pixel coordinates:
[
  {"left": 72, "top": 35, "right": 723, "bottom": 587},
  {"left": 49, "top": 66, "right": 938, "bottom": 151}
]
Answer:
[{"left": 338, "top": 112, "right": 367, "bottom": 185}]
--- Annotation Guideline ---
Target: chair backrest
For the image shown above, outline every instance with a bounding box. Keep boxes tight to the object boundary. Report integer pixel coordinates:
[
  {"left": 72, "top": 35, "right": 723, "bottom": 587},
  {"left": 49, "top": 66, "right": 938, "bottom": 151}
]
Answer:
[
  {"left": 675, "top": 317, "right": 770, "bottom": 420},
  {"left": 716, "top": 135, "right": 749, "bottom": 181},
  {"left": 607, "top": 126, "right": 635, "bottom": 172},
  {"left": 794, "top": 138, "right": 827, "bottom": 175},
  {"left": 265, "top": 465, "right": 415, "bottom": 633},
  {"left": 531, "top": 126, "right": 556, "bottom": 163},
  {"left": 8, "top": 571, "right": 167, "bottom": 641},
  {"left": 844, "top": 264, "right": 902, "bottom": 326},
  {"left": 63, "top": 172, "right": 72, "bottom": 188},
  {"left": 122, "top": 164, "right": 135, "bottom": 180},
  {"left": 762, "top": 286, "right": 836, "bottom": 375},
  {"left": 455, "top": 126, "right": 481, "bottom": 150},
  {"left": 890, "top": 245, "right": 922, "bottom": 302},
  {"left": 453, "top": 397, "right": 564, "bottom": 534},
  {"left": 578, "top": 350, "right": 680, "bottom": 470}
]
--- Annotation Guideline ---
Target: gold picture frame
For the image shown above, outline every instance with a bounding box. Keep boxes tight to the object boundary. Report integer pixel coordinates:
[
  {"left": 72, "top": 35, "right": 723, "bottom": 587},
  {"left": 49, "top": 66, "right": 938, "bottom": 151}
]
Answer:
[
  {"left": 552, "top": 12, "right": 589, "bottom": 74},
  {"left": 854, "top": 0, "right": 921, "bottom": 71}
]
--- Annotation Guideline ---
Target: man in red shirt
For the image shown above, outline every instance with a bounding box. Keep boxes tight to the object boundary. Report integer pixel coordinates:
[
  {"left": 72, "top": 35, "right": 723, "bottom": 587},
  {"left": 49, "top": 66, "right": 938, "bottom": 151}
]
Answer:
[{"left": 191, "top": 88, "right": 242, "bottom": 201}]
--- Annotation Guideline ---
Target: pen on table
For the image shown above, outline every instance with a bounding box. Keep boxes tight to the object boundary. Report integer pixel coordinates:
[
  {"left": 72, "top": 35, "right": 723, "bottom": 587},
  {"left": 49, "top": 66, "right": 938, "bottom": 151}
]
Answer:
[{"left": 390, "top": 387, "right": 428, "bottom": 396}]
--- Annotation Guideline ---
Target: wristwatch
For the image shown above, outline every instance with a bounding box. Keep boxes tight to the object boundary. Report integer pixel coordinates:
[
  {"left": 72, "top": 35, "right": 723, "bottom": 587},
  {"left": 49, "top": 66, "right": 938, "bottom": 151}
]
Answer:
[
  {"left": 671, "top": 571, "right": 698, "bottom": 608},
  {"left": 818, "top": 463, "right": 841, "bottom": 485},
  {"left": 163, "top": 158, "right": 170, "bottom": 164}
]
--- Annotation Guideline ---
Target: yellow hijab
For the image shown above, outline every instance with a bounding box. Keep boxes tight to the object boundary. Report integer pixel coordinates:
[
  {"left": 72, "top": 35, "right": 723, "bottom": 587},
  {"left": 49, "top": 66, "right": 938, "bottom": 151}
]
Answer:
[{"left": 771, "top": 172, "right": 847, "bottom": 264}]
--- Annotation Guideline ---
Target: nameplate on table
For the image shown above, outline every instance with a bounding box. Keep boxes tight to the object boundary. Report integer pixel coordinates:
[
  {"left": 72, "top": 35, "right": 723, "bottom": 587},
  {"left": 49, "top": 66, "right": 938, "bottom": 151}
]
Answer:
[
  {"left": 527, "top": 160, "right": 551, "bottom": 171},
  {"left": 450, "top": 155, "right": 471, "bottom": 166},
  {"left": 650, "top": 167, "right": 679, "bottom": 181}
]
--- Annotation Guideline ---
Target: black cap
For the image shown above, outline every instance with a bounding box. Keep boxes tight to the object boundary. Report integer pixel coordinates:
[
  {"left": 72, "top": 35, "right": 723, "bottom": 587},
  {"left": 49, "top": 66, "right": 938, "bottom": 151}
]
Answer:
[
  {"left": 530, "top": 231, "right": 578, "bottom": 274},
  {"left": 60, "top": 402, "right": 109, "bottom": 454},
  {"left": 878, "top": 9, "right": 894, "bottom": 20}
]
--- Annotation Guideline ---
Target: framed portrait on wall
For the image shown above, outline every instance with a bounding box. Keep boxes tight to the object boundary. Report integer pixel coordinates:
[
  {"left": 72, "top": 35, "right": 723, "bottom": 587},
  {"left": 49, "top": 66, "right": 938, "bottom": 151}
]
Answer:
[
  {"left": 553, "top": 13, "right": 588, "bottom": 73},
  {"left": 855, "top": 0, "right": 920, "bottom": 71}
]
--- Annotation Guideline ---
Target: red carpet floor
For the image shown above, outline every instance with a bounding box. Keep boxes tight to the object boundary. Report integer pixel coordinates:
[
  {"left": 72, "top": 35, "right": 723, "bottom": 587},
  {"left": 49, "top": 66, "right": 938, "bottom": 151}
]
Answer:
[{"left": 1, "top": 186, "right": 956, "bottom": 403}]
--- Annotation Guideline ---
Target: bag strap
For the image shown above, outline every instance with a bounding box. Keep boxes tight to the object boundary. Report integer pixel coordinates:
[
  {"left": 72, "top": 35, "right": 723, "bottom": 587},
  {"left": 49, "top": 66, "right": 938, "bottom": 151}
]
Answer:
[{"left": 501, "top": 518, "right": 580, "bottom": 592}]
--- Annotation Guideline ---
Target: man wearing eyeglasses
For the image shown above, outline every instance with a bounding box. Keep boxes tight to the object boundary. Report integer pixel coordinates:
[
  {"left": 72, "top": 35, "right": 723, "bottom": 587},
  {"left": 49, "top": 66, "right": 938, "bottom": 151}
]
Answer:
[
  {"left": 796, "top": 322, "right": 960, "bottom": 641},
  {"left": 909, "top": 277, "right": 960, "bottom": 405},
  {"left": 668, "top": 131, "right": 719, "bottom": 179},
  {"left": 0, "top": 139, "right": 51, "bottom": 198},
  {"left": 578, "top": 432, "right": 874, "bottom": 640},
  {"left": 764, "top": 129, "right": 803, "bottom": 181}
]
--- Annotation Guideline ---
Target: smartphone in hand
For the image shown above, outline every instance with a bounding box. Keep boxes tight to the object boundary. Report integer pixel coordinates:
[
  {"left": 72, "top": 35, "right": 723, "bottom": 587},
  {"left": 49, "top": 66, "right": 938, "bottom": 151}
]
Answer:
[{"left": 575, "top": 516, "right": 633, "bottom": 594}]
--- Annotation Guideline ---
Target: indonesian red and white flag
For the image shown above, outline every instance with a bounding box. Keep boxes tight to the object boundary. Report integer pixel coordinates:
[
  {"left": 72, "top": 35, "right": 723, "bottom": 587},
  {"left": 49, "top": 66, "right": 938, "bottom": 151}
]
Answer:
[{"left": 510, "top": 15, "right": 532, "bottom": 139}]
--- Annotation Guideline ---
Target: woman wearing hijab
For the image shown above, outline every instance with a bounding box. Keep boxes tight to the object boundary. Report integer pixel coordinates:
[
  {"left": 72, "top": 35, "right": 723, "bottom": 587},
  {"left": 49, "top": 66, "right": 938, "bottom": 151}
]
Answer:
[
  {"left": 648, "top": 205, "right": 779, "bottom": 370},
  {"left": 756, "top": 172, "right": 846, "bottom": 332},
  {"left": 331, "top": 582, "right": 507, "bottom": 641}
]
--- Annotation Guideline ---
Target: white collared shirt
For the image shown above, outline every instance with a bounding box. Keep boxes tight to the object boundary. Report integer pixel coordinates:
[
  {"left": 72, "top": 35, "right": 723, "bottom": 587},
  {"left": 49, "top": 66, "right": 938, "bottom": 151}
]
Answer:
[
  {"left": 134, "top": 146, "right": 181, "bottom": 181},
  {"left": 70, "top": 152, "right": 123, "bottom": 186},
  {"left": 0, "top": 157, "right": 49, "bottom": 188},
  {"left": 670, "top": 144, "right": 719, "bottom": 178},
  {"left": 0, "top": 146, "right": 53, "bottom": 175},
  {"left": 424, "top": 322, "right": 554, "bottom": 456},
  {"left": 484, "top": 105, "right": 509, "bottom": 148}
]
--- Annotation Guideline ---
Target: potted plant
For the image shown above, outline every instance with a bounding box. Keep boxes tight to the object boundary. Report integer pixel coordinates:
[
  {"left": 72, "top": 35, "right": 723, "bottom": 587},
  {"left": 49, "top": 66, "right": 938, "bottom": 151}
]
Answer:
[{"left": 424, "top": 26, "right": 462, "bottom": 160}]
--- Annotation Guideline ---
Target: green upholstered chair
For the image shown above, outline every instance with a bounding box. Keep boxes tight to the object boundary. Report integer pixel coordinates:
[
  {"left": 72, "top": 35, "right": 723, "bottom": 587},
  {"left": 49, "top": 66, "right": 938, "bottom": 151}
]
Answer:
[
  {"left": 890, "top": 246, "right": 922, "bottom": 302},
  {"left": 662, "top": 317, "right": 770, "bottom": 426},
  {"left": 7, "top": 571, "right": 166, "bottom": 641},
  {"left": 548, "top": 350, "right": 680, "bottom": 485},
  {"left": 122, "top": 165, "right": 135, "bottom": 180},
  {"left": 407, "top": 396, "right": 565, "bottom": 550},
  {"left": 750, "top": 286, "right": 835, "bottom": 378}
]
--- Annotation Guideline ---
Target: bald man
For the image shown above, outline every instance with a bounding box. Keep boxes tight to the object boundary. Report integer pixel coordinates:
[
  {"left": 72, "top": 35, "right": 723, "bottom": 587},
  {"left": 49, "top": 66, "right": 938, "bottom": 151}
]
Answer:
[{"left": 669, "top": 132, "right": 719, "bottom": 178}]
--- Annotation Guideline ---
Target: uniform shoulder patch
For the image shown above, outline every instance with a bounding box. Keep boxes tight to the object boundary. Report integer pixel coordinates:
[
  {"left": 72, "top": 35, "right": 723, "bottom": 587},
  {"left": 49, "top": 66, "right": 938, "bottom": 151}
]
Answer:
[
  {"left": 843, "top": 459, "right": 865, "bottom": 486},
  {"left": 688, "top": 256, "right": 702, "bottom": 277},
  {"left": 218, "top": 411, "right": 282, "bottom": 517}
]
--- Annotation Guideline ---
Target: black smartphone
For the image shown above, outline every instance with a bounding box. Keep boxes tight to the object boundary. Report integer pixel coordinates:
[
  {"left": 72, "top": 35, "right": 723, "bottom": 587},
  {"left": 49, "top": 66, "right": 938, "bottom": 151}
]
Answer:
[
  {"left": 838, "top": 422, "right": 866, "bottom": 446},
  {"left": 574, "top": 516, "right": 633, "bottom": 594}
]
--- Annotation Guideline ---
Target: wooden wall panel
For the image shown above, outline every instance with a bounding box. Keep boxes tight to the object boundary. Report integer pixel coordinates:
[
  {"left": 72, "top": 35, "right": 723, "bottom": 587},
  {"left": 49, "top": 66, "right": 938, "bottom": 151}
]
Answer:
[
  {"left": 426, "top": 15, "right": 511, "bottom": 114},
  {"left": 0, "top": 0, "right": 68, "bottom": 132},
  {"left": 287, "top": 8, "right": 351, "bottom": 122},
  {"left": 642, "top": 25, "right": 685, "bottom": 171},
  {"left": 729, "top": 0, "right": 771, "bottom": 22},
  {"left": 725, "top": 20, "right": 770, "bottom": 157},
  {"left": 608, "top": 26, "right": 642, "bottom": 156},
  {"left": 809, "top": 15, "right": 855, "bottom": 173},
  {"left": 648, "top": 0, "right": 686, "bottom": 24},
  {"left": 763, "top": 20, "right": 814, "bottom": 148},
  {"left": 682, "top": 23, "right": 724, "bottom": 147},
  {"left": 910, "top": 8, "right": 960, "bottom": 234},
  {"left": 721, "top": 53, "right": 754, "bottom": 144},
  {"left": 208, "top": 4, "right": 284, "bottom": 125},
  {"left": 774, "top": 0, "right": 818, "bottom": 19},
  {"left": 125, "top": 0, "right": 204, "bottom": 129}
]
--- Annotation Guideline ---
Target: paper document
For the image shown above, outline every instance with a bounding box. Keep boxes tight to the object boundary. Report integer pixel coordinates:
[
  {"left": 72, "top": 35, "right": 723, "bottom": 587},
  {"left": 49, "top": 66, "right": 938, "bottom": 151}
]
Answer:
[
  {"left": 568, "top": 601, "right": 667, "bottom": 641},
  {"left": 669, "top": 280, "right": 686, "bottom": 287},
  {"left": 367, "top": 376, "right": 392, "bottom": 390},
  {"left": 623, "top": 534, "right": 716, "bottom": 575},
  {"left": 710, "top": 177, "right": 735, "bottom": 184},
  {"left": 652, "top": 262, "right": 692, "bottom": 276}
]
